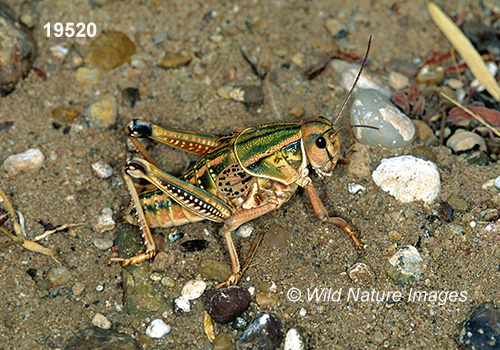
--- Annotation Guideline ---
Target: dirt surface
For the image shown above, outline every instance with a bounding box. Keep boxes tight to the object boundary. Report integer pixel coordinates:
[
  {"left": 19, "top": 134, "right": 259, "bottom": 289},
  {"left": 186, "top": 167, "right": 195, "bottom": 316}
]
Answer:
[{"left": 1, "top": 0, "right": 500, "bottom": 349}]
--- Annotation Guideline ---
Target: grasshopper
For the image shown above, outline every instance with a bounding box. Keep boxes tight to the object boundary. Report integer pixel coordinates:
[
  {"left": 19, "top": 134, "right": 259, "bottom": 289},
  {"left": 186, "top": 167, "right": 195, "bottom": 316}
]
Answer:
[{"left": 107, "top": 39, "right": 373, "bottom": 287}]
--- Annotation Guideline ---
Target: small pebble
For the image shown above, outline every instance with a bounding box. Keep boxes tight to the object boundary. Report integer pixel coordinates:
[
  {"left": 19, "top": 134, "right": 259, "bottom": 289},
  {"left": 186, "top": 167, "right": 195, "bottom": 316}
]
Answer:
[
  {"left": 412, "top": 120, "right": 435, "bottom": 143},
  {"left": 288, "top": 105, "right": 304, "bottom": 118},
  {"left": 151, "top": 251, "right": 175, "bottom": 271},
  {"left": 90, "top": 213, "right": 115, "bottom": 233},
  {"left": 446, "top": 130, "right": 487, "bottom": 153},
  {"left": 145, "top": 319, "right": 171, "bottom": 339},
  {"left": 168, "top": 230, "right": 184, "bottom": 242},
  {"left": 47, "top": 266, "right": 72, "bottom": 287},
  {"left": 416, "top": 64, "right": 444, "bottom": 84},
  {"left": 72, "top": 282, "right": 85, "bottom": 297},
  {"left": 181, "top": 279, "right": 207, "bottom": 300},
  {"left": 75, "top": 67, "right": 101, "bottom": 85},
  {"left": 330, "top": 60, "right": 392, "bottom": 97},
  {"left": 347, "top": 183, "right": 365, "bottom": 194},
  {"left": 351, "top": 89, "right": 415, "bottom": 149},
  {"left": 235, "top": 313, "right": 283, "bottom": 350},
  {"left": 158, "top": 51, "right": 193, "bottom": 69},
  {"left": 291, "top": 53, "right": 304, "bottom": 67},
  {"left": 52, "top": 107, "right": 80, "bottom": 123},
  {"left": 263, "top": 224, "right": 292, "bottom": 249},
  {"left": 299, "top": 308, "right": 307, "bottom": 317},
  {"left": 49, "top": 44, "right": 69, "bottom": 59},
  {"left": 199, "top": 259, "right": 231, "bottom": 281},
  {"left": 174, "top": 296, "right": 191, "bottom": 313},
  {"left": 92, "top": 313, "right": 111, "bottom": 330},
  {"left": 236, "top": 223, "right": 254, "bottom": 238},
  {"left": 65, "top": 327, "right": 140, "bottom": 349},
  {"left": 388, "top": 70, "right": 410, "bottom": 90},
  {"left": 466, "top": 150, "right": 490, "bottom": 166},
  {"left": 460, "top": 302, "right": 500, "bottom": 350},
  {"left": 447, "top": 194, "right": 468, "bottom": 212},
  {"left": 348, "top": 262, "right": 375, "bottom": 286},
  {"left": 96, "top": 284, "right": 104, "bottom": 292},
  {"left": 284, "top": 327, "right": 307, "bottom": 350},
  {"left": 256, "top": 292, "right": 279, "bottom": 308},
  {"left": 212, "top": 333, "right": 233, "bottom": 350},
  {"left": 91, "top": 161, "right": 114, "bottom": 179},
  {"left": 92, "top": 237, "right": 114, "bottom": 251},
  {"left": 161, "top": 276, "right": 175, "bottom": 288},
  {"left": 447, "top": 78, "right": 464, "bottom": 89},
  {"left": 3, "top": 148, "right": 45, "bottom": 176},
  {"left": 495, "top": 176, "right": 500, "bottom": 190},
  {"left": 411, "top": 146, "right": 437, "bottom": 163},
  {"left": 325, "top": 18, "right": 346, "bottom": 38},
  {"left": 372, "top": 155, "right": 440, "bottom": 204},
  {"left": 83, "top": 93, "right": 118, "bottom": 129},
  {"left": 346, "top": 143, "right": 371, "bottom": 179},
  {"left": 217, "top": 85, "right": 233, "bottom": 99},
  {"left": 205, "top": 286, "right": 251, "bottom": 324},
  {"left": 85, "top": 31, "right": 136, "bottom": 71},
  {"left": 385, "top": 245, "right": 425, "bottom": 286},
  {"left": 229, "top": 85, "right": 264, "bottom": 104},
  {"left": 388, "top": 231, "right": 402, "bottom": 241}
]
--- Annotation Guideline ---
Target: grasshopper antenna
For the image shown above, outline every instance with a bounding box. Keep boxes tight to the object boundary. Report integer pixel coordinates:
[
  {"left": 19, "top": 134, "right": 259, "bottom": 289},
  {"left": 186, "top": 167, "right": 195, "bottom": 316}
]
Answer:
[{"left": 333, "top": 35, "right": 373, "bottom": 125}]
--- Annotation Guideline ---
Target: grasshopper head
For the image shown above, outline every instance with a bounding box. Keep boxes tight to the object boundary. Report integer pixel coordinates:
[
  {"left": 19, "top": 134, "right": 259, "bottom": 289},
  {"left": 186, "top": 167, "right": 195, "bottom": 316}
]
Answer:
[{"left": 301, "top": 117, "right": 341, "bottom": 178}]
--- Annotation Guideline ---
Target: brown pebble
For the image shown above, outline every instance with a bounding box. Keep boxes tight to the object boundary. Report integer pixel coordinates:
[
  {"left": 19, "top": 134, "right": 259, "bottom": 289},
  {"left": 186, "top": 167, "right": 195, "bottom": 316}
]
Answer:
[
  {"left": 412, "top": 146, "right": 437, "bottom": 163},
  {"left": 440, "top": 202, "right": 454, "bottom": 222},
  {"left": 256, "top": 292, "right": 278, "bottom": 308},
  {"left": 346, "top": 143, "right": 371, "bottom": 179},
  {"left": 263, "top": 224, "right": 291, "bottom": 249},
  {"left": 212, "top": 333, "right": 233, "bottom": 350},
  {"left": 205, "top": 286, "right": 251, "bottom": 324},
  {"left": 151, "top": 251, "right": 174, "bottom": 272},
  {"left": 447, "top": 194, "right": 468, "bottom": 212},
  {"left": 158, "top": 52, "right": 193, "bottom": 69},
  {"left": 52, "top": 107, "right": 80, "bottom": 123},
  {"left": 199, "top": 259, "right": 231, "bottom": 282},
  {"left": 85, "top": 31, "right": 136, "bottom": 71},
  {"left": 412, "top": 120, "right": 435, "bottom": 142},
  {"left": 288, "top": 105, "right": 304, "bottom": 118},
  {"left": 348, "top": 262, "right": 375, "bottom": 286}
]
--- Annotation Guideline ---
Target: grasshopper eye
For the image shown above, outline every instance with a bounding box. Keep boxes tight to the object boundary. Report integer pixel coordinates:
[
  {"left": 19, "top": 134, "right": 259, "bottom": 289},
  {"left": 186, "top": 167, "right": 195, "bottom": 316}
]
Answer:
[{"left": 315, "top": 136, "right": 327, "bottom": 149}]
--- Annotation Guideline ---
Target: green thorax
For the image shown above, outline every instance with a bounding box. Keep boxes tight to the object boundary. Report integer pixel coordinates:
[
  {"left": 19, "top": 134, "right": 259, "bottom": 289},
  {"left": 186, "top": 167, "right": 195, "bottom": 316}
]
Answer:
[{"left": 234, "top": 122, "right": 304, "bottom": 184}]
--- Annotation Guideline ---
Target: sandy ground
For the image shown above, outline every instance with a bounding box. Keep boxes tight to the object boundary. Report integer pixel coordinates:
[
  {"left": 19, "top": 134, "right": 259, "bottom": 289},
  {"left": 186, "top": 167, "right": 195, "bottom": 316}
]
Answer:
[{"left": 1, "top": 0, "right": 499, "bottom": 349}]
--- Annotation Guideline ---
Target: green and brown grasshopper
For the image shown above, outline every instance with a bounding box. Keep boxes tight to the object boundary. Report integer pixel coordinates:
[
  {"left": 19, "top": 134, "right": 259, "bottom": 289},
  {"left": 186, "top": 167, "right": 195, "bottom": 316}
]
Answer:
[{"left": 107, "top": 40, "right": 373, "bottom": 287}]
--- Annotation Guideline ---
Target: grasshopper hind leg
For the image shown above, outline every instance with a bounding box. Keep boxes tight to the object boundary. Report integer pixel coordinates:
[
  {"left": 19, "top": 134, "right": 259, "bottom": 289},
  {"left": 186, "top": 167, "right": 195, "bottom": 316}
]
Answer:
[{"left": 105, "top": 170, "right": 158, "bottom": 266}]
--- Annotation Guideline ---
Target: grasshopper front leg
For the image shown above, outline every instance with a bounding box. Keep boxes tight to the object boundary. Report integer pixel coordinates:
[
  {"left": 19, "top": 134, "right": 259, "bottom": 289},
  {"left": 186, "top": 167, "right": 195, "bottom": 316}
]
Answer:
[{"left": 305, "top": 181, "right": 363, "bottom": 250}]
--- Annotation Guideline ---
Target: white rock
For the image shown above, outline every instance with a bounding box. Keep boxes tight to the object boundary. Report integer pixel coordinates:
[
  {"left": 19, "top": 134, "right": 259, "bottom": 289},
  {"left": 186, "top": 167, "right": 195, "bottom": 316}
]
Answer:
[
  {"left": 236, "top": 223, "right": 254, "bottom": 238},
  {"left": 372, "top": 155, "right": 440, "bottom": 204},
  {"left": 3, "top": 148, "right": 45, "bottom": 176},
  {"left": 446, "top": 130, "right": 487, "bottom": 153},
  {"left": 351, "top": 89, "right": 415, "bottom": 149},
  {"left": 180, "top": 279, "right": 206, "bottom": 300},
  {"left": 90, "top": 213, "right": 116, "bottom": 233},
  {"left": 495, "top": 176, "right": 500, "bottom": 190},
  {"left": 284, "top": 328, "right": 306, "bottom": 350},
  {"left": 92, "top": 313, "right": 111, "bottom": 329},
  {"left": 91, "top": 161, "right": 114, "bottom": 178},
  {"left": 348, "top": 183, "right": 365, "bottom": 194},
  {"left": 174, "top": 296, "right": 191, "bottom": 313},
  {"left": 146, "top": 319, "right": 171, "bottom": 339}
]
